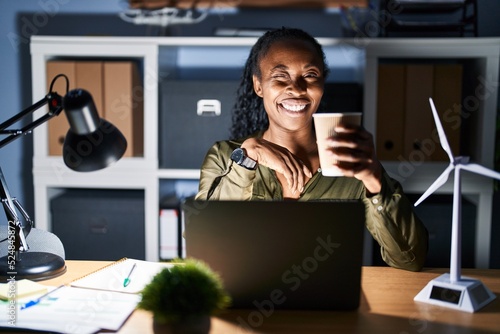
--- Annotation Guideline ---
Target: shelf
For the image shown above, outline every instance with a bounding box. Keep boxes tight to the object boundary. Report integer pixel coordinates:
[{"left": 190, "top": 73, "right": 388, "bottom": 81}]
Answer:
[
  {"left": 157, "top": 169, "right": 200, "bottom": 179},
  {"left": 31, "top": 36, "right": 500, "bottom": 266}
]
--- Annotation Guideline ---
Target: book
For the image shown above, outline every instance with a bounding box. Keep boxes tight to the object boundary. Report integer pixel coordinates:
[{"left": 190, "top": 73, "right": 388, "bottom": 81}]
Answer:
[{"left": 70, "top": 258, "right": 174, "bottom": 294}]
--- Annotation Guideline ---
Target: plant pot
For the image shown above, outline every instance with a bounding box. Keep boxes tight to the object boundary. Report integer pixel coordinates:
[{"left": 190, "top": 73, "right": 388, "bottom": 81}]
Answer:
[{"left": 153, "top": 315, "right": 211, "bottom": 334}]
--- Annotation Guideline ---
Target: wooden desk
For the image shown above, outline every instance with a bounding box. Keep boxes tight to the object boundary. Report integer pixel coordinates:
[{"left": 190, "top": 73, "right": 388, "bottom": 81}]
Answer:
[{"left": 40, "top": 261, "right": 500, "bottom": 333}]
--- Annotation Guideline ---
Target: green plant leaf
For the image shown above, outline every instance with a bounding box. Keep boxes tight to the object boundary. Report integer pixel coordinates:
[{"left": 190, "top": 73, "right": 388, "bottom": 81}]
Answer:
[{"left": 137, "top": 258, "right": 231, "bottom": 324}]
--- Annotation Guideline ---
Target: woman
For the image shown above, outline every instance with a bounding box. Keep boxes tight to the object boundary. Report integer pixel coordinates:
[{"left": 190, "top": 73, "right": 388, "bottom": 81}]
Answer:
[{"left": 195, "top": 27, "right": 428, "bottom": 272}]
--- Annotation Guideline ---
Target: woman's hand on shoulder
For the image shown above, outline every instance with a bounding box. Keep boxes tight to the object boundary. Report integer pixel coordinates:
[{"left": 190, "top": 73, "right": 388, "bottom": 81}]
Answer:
[
  {"left": 326, "top": 125, "right": 382, "bottom": 194},
  {"left": 241, "top": 137, "right": 312, "bottom": 194}
]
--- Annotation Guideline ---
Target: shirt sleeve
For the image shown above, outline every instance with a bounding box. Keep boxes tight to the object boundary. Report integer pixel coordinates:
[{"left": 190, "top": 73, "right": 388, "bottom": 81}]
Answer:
[
  {"left": 362, "top": 171, "right": 429, "bottom": 271},
  {"left": 195, "top": 141, "right": 255, "bottom": 201}
]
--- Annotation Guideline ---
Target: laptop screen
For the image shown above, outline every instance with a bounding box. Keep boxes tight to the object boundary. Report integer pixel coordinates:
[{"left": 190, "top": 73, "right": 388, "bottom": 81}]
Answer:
[{"left": 183, "top": 199, "right": 366, "bottom": 310}]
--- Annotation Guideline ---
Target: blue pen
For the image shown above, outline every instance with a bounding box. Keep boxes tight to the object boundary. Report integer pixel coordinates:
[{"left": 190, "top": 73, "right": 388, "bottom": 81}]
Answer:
[{"left": 21, "top": 285, "right": 65, "bottom": 310}]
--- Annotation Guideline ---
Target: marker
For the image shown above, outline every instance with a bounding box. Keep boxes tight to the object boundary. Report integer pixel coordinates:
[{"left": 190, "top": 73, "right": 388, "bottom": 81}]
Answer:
[
  {"left": 123, "top": 263, "right": 137, "bottom": 287},
  {"left": 21, "top": 285, "right": 65, "bottom": 310}
]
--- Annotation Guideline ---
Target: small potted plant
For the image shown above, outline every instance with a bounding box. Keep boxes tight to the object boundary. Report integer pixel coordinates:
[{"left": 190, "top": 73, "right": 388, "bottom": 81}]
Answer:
[{"left": 138, "top": 258, "right": 231, "bottom": 334}]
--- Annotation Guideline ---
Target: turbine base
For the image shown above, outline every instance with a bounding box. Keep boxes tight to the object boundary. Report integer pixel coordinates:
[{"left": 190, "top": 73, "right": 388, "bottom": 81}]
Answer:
[{"left": 414, "top": 273, "right": 496, "bottom": 312}]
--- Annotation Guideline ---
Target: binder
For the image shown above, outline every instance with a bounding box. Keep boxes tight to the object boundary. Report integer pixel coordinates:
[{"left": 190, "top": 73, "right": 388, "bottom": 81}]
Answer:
[
  {"left": 376, "top": 63, "right": 463, "bottom": 162},
  {"left": 103, "top": 61, "right": 144, "bottom": 157},
  {"left": 404, "top": 64, "right": 435, "bottom": 161},
  {"left": 376, "top": 64, "right": 406, "bottom": 160},
  {"left": 432, "top": 64, "right": 463, "bottom": 161},
  {"left": 46, "top": 61, "right": 104, "bottom": 156},
  {"left": 46, "top": 61, "right": 76, "bottom": 156},
  {"left": 75, "top": 61, "right": 104, "bottom": 114},
  {"left": 160, "top": 208, "right": 180, "bottom": 260}
]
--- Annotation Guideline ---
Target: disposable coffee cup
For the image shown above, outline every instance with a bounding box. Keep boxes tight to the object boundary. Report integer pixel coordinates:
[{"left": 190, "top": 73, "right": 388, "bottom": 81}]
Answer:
[{"left": 313, "top": 112, "right": 362, "bottom": 177}]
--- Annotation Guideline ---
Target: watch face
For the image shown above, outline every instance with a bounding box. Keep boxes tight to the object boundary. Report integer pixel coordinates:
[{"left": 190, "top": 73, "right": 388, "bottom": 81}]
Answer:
[{"left": 231, "top": 148, "right": 244, "bottom": 164}]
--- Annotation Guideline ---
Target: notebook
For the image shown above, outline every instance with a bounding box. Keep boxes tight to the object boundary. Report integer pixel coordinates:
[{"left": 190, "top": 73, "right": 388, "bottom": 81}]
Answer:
[
  {"left": 70, "top": 258, "right": 173, "bottom": 294},
  {"left": 182, "top": 199, "right": 366, "bottom": 310}
]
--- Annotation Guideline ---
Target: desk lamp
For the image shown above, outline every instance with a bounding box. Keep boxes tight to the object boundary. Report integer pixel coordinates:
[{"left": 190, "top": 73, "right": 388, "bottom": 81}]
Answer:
[
  {"left": 0, "top": 74, "right": 127, "bottom": 281},
  {"left": 413, "top": 98, "right": 497, "bottom": 312}
]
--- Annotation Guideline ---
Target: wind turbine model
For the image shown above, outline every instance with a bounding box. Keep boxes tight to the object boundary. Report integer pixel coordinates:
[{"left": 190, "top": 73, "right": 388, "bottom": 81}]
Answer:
[{"left": 413, "top": 98, "right": 498, "bottom": 312}]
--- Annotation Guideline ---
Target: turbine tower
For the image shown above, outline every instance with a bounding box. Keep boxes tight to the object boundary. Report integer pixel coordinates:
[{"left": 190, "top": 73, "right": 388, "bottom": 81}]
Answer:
[{"left": 413, "top": 98, "right": 497, "bottom": 312}]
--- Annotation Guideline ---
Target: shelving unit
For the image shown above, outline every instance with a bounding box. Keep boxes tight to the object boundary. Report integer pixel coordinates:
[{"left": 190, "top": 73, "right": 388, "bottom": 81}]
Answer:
[
  {"left": 364, "top": 38, "right": 500, "bottom": 268},
  {"left": 31, "top": 37, "right": 160, "bottom": 261},
  {"left": 30, "top": 36, "right": 499, "bottom": 266}
]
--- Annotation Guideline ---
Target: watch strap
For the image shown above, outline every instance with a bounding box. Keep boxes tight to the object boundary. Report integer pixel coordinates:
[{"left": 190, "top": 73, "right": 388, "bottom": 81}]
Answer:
[{"left": 240, "top": 155, "right": 257, "bottom": 170}]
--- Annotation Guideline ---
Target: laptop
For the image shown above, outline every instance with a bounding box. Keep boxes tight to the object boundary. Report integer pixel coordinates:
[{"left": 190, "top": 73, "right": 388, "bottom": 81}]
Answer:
[{"left": 182, "top": 199, "right": 365, "bottom": 311}]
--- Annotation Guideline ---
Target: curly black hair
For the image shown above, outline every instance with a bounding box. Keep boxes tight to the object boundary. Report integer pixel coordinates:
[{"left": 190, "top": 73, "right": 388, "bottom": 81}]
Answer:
[{"left": 230, "top": 27, "right": 330, "bottom": 140}]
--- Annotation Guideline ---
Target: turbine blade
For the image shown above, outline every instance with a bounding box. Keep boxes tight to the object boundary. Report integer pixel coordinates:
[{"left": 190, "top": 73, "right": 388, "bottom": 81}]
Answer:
[
  {"left": 414, "top": 164, "right": 455, "bottom": 206},
  {"left": 462, "top": 163, "right": 500, "bottom": 181},
  {"left": 429, "top": 97, "right": 454, "bottom": 162}
]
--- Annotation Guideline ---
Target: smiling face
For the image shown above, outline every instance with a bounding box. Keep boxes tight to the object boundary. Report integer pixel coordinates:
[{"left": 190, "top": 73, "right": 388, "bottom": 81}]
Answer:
[{"left": 252, "top": 39, "right": 325, "bottom": 134}]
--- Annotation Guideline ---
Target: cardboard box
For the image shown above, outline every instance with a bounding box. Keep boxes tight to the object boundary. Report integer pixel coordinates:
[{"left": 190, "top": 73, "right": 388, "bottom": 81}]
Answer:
[{"left": 103, "top": 61, "right": 144, "bottom": 157}]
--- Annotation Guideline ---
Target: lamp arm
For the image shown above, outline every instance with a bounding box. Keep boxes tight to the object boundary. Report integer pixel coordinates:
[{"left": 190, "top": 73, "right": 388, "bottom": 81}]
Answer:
[
  {"left": 0, "top": 74, "right": 67, "bottom": 261},
  {"left": 0, "top": 92, "right": 63, "bottom": 149}
]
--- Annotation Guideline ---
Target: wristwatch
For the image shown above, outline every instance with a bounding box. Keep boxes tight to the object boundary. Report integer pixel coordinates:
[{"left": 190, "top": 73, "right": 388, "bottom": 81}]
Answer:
[{"left": 230, "top": 148, "right": 257, "bottom": 170}]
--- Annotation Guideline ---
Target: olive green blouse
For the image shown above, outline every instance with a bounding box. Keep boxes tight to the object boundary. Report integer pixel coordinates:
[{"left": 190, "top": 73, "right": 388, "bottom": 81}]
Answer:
[{"left": 196, "top": 137, "right": 429, "bottom": 272}]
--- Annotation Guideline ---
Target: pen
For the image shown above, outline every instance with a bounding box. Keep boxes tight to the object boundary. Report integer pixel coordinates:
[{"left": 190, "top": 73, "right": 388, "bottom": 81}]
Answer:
[
  {"left": 21, "top": 284, "right": 65, "bottom": 310},
  {"left": 123, "top": 263, "right": 137, "bottom": 287}
]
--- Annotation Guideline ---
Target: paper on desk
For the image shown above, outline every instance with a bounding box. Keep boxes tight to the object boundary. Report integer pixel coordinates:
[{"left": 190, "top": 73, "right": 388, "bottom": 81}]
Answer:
[
  {"left": 0, "top": 285, "right": 140, "bottom": 334},
  {"left": 71, "top": 258, "right": 174, "bottom": 294},
  {"left": 0, "top": 279, "right": 48, "bottom": 300}
]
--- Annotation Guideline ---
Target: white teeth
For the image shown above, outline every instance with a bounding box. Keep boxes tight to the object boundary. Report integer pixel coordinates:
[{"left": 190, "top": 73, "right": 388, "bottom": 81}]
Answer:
[{"left": 282, "top": 103, "right": 306, "bottom": 112}]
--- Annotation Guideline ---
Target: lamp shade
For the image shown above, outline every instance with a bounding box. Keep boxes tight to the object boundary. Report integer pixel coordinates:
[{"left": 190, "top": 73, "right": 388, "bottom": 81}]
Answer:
[{"left": 62, "top": 89, "right": 127, "bottom": 172}]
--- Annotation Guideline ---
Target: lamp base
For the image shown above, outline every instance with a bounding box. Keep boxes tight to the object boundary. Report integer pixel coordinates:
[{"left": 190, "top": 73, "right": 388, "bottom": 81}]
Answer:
[
  {"left": 0, "top": 252, "right": 66, "bottom": 282},
  {"left": 414, "top": 273, "right": 496, "bottom": 312}
]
